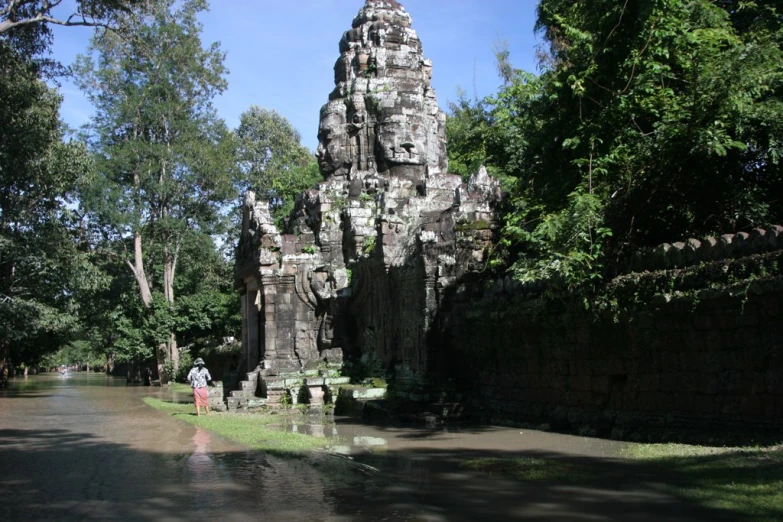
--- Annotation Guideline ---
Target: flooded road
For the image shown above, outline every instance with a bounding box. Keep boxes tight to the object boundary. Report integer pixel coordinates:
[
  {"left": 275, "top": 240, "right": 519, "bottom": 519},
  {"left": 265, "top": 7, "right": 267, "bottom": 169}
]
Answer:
[{"left": 0, "top": 373, "right": 736, "bottom": 521}]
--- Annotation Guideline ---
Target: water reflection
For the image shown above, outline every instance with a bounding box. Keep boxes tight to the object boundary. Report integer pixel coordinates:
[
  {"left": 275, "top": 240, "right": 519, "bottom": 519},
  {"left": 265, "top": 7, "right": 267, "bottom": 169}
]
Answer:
[{"left": 187, "top": 428, "right": 230, "bottom": 510}]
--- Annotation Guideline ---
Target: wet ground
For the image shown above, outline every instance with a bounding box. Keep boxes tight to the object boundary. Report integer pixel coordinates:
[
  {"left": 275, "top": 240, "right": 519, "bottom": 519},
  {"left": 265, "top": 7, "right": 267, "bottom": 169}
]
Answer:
[{"left": 0, "top": 373, "right": 738, "bottom": 521}]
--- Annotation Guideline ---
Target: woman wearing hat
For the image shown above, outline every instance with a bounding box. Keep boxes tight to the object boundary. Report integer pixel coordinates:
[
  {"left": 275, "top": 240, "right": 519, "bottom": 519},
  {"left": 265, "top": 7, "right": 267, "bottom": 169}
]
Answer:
[{"left": 186, "top": 358, "right": 212, "bottom": 416}]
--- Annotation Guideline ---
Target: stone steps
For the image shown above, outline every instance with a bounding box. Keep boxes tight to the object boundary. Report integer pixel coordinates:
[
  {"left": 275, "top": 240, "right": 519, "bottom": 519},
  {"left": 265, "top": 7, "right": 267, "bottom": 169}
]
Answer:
[
  {"left": 226, "top": 396, "right": 267, "bottom": 411},
  {"left": 225, "top": 364, "right": 349, "bottom": 409}
]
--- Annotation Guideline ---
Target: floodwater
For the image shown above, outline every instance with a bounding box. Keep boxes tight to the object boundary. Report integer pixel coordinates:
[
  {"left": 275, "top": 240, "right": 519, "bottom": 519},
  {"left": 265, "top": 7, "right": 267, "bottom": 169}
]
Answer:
[{"left": 0, "top": 373, "right": 736, "bottom": 521}]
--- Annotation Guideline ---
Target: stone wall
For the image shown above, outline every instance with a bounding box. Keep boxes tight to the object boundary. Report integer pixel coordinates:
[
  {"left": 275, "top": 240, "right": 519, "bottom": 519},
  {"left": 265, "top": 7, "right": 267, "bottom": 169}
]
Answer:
[
  {"left": 625, "top": 225, "right": 783, "bottom": 273},
  {"left": 443, "top": 251, "right": 783, "bottom": 440}
]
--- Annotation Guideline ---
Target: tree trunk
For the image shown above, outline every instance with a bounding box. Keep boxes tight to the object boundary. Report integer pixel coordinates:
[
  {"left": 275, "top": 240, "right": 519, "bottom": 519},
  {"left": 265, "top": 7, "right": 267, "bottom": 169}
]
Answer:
[
  {"left": 168, "top": 333, "right": 178, "bottom": 380},
  {"left": 157, "top": 344, "right": 167, "bottom": 384},
  {"left": 129, "top": 231, "right": 153, "bottom": 308},
  {"left": 162, "top": 241, "right": 179, "bottom": 378}
]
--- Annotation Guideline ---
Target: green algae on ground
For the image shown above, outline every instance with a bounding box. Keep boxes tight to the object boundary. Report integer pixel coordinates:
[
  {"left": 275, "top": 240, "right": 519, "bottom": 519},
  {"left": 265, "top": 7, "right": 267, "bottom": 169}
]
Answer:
[
  {"left": 624, "top": 442, "right": 783, "bottom": 522},
  {"left": 460, "top": 456, "right": 595, "bottom": 482},
  {"left": 143, "top": 397, "right": 332, "bottom": 456}
]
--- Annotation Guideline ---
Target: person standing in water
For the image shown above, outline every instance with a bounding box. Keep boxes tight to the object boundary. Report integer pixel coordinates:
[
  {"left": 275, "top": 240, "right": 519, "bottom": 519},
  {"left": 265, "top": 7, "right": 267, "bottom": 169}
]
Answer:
[{"left": 186, "top": 358, "right": 211, "bottom": 416}]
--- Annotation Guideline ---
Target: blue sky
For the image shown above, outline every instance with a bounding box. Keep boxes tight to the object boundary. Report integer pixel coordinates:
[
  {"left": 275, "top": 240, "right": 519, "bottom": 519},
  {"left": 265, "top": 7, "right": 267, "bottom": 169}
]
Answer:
[{"left": 51, "top": 0, "right": 541, "bottom": 152}]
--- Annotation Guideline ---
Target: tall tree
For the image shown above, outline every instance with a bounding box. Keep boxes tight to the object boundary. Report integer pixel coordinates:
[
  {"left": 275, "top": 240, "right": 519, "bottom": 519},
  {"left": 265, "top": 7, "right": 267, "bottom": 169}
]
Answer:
[
  {"left": 0, "top": 43, "right": 101, "bottom": 383},
  {"left": 236, "top": 106, "right": 320, "bottom": 228},
  {"left": 75, "top": 0, "right": 237, "bottom": 380}
]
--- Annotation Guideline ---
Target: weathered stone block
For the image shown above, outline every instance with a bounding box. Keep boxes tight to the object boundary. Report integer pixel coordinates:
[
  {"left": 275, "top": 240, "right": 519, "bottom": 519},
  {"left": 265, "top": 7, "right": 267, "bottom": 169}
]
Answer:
[{"left": 340, "top": 387, "right": 387, "bottom": 400}]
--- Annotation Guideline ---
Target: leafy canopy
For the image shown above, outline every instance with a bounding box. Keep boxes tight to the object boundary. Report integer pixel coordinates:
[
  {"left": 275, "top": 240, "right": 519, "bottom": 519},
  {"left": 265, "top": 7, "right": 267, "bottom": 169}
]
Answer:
[{"left": 447, "top": 0, "right": 783, "bottom": 290}]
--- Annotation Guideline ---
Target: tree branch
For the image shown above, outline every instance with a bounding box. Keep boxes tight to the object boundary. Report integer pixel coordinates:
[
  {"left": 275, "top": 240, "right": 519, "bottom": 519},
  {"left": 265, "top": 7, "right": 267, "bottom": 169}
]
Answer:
[{"left": 0, "top": 1, "right": 116, "bottom": 35}]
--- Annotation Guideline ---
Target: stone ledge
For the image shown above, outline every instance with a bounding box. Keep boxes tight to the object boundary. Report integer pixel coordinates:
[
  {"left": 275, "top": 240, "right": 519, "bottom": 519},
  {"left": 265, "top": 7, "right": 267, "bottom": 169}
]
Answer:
[
  {"left": 338, "top": 387, "right": 387, "bottom": 400},
  {"left": 627, "top": 225, "right": 783, "bottom": 273}
]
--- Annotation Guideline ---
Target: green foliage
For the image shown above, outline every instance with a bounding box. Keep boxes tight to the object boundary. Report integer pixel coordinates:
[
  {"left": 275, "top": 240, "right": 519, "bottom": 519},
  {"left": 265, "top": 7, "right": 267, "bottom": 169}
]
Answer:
[
  {"left": 75, "top": 0, "right": 237, "bottom": 244},
  {"left": 0, "top": 1, "right": 142, "bottom": 35},
  {"left": 236, "top": 106, "right": 321, "bottom": 228},
  {"left": 0, "top": 1, "right": 142, "bottom": 78},
  {"left": 448, "top": 0, "right": 783, "bottom": 290},
  {"left": 42, "top": 340, "right": 107, "bottom": 370},
  {"left": 73, "top": 0, "right": 239, "bottom": 373},
  {"left": 446, "top": 90, "right": 498, "bottom": 179},
  {"left": 164, "top": 350, "right": 192, "bottom": 383},
  {"left": 0, "top": 41, "right": 101, "bottom": 367},
  {"left": 506, "top": 190, "right": 612, "bottom": 291},
  {"left": 362, "top": 236, "right": 376, "bottom": 256},
  {"left": 279, "top": 390, "right": 292, "bottom": 408}
]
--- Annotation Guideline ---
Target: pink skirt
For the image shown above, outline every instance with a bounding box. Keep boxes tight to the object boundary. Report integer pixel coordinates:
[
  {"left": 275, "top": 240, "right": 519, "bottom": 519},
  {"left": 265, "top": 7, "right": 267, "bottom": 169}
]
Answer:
[{"left": 193, "top": 387, "right": 209, "bottom": 407}]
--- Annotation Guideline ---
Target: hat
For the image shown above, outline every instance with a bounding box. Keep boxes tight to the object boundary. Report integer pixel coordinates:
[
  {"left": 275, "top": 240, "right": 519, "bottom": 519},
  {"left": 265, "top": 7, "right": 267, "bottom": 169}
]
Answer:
[{"left": 194, "top": 358, "right": 205, "bottom": 366}]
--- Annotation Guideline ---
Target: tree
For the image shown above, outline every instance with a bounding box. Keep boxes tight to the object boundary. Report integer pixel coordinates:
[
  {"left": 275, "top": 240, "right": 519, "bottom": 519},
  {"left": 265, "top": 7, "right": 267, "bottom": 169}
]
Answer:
[
  {"left": 0, "top": 43, "right": 102, "bottom": 383},
  {"left": 236, "top": 106, "right": 320, "bottom": 228},
  {"left": 74, "top": 0, "right": 238, "bottom": 380},
  {"left": 454, "top": 0, "right": 782, "bottom": 290},
  {"left": 445, "top": 90, "right": 497, "bottom": 179},
  {"left": 0, "top": 0, "right": 140, "bottom": 34}
]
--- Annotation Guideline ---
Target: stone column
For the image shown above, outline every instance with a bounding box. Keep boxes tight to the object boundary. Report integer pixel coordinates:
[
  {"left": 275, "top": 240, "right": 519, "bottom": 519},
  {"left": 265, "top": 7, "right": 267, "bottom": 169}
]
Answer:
[
  {"left": 239, "top": 286, "right": 248, "bottom": 370},
  {"left": 245, "top": 280, "right": 261, "bottom": 370},
  {"left": 261, "top": 275, "right": 280, "bottom": 368}
]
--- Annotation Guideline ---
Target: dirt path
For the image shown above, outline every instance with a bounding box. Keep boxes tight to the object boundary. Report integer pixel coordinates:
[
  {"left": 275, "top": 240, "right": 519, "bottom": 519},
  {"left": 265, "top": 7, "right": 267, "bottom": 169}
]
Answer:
[{"left": 0, "top": 374, "right": 739, "bottom": 521}]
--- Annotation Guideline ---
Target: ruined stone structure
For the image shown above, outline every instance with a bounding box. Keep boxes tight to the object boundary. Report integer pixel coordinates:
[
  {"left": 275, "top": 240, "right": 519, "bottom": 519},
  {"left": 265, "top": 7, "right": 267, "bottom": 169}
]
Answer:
[{"left": 233, "top": 0, "right": 501, "bottom": 407}]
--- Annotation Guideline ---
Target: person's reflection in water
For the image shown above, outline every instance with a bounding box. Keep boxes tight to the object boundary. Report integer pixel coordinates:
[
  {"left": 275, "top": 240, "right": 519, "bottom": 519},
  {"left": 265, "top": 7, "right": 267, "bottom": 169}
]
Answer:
[{"left": 187, "top": 427, "right": 228, "bottom": 511}]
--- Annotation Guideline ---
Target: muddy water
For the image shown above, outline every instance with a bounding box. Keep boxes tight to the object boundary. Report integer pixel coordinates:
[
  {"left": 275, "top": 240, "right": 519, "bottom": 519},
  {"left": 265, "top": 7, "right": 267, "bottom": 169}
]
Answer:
[
  {"left": 0, "top": 373, "right": 353, "bottom": 521},
  {"left": 0, "top": 374, "right": 734, "bottom": 521}
]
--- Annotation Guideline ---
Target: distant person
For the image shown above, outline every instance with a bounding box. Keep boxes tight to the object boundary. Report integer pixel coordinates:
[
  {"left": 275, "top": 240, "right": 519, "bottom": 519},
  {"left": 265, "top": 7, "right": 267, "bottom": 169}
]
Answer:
[{"left": 186, "top": 358, "right": 211, "bottom": 416}]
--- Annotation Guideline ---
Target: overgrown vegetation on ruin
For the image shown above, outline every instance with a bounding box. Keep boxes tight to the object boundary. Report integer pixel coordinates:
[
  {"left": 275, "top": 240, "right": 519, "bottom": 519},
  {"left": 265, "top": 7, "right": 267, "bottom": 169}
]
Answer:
[{"left": 447, "top": 0, "right": 782, "bottom": 292}]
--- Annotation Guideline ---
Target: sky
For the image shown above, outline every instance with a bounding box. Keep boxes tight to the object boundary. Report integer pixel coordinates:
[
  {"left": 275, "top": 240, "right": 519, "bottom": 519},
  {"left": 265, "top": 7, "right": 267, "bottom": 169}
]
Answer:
[{"left": 50, "top": 0, "right": 541, "bottom": 152}]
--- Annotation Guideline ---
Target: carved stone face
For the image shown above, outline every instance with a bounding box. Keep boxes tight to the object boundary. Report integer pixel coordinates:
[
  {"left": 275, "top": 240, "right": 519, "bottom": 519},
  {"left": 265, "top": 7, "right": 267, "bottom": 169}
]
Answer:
[
  {"left": 377, "top": 115, "right": 426, "bottom": 166},
  {"left": 316, "top": 103, "right": 349, "bottom": 177}
]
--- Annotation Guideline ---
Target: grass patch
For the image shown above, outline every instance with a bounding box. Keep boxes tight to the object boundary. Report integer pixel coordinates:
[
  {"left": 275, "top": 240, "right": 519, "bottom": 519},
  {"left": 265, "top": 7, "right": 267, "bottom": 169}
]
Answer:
[
  {"left": 625, "top": 442, "right": 783, "bottom": 522},
  {"left": 143, "top": 397, "right": 332, "bottom": 456},
  {"left": 460, "top": 456, "right": 595, "bottom": 482},
  {"left": 167, "top": 383, "right": 192, "bottom": 393}
]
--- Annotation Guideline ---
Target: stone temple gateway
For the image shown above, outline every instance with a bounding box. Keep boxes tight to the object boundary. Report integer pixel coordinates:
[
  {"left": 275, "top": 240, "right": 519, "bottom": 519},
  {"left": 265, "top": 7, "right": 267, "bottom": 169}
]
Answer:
[{"left": 233, "top": 0, "right": 500, "bottom": 408}]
